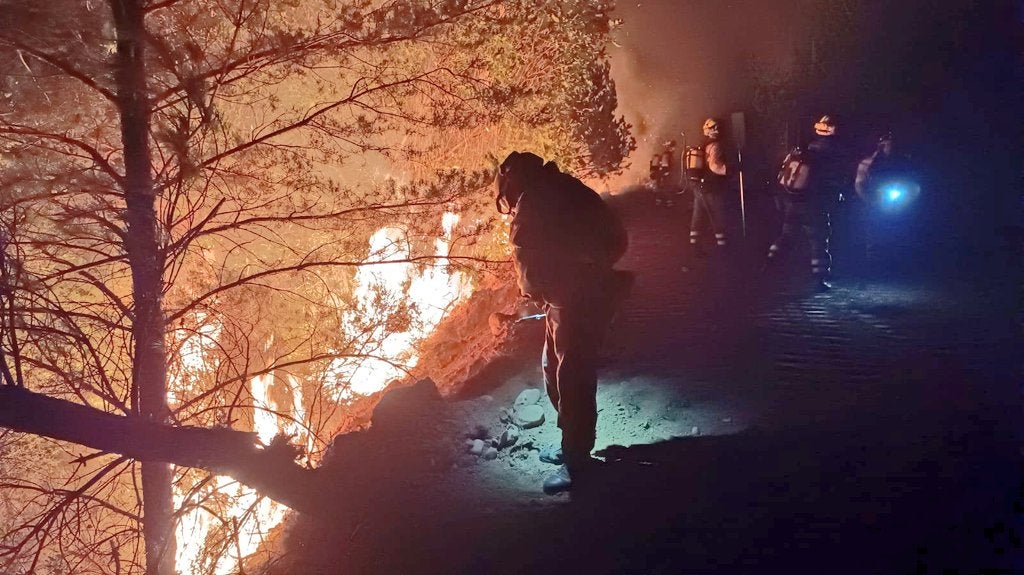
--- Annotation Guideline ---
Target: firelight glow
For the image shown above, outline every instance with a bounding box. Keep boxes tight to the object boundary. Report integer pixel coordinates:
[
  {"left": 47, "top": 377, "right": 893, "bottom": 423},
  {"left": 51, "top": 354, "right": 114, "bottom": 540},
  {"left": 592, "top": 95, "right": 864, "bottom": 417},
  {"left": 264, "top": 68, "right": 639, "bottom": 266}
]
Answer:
[
  {"left": 328, "top": 211, "right": 471, "bottom": 398},
  {"left": 169, "top": 212, "right": 472, "bottom": 575},
  {"left": 170, "top": 320, "right": 301, "bottom": 575}
]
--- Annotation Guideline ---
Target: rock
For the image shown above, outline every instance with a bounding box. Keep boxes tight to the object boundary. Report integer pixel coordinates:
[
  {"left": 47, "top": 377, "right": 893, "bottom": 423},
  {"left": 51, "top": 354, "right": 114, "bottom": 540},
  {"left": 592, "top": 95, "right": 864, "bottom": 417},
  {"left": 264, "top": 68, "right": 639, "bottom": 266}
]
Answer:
[
  {"left": 514, "top": 388, "right": 542, "bottom": 408},
  {"left": 513, "top": 404, "right": 545, "bottom": 429},
  {"left": 467, "top": 424, "right": 489, "bottom": 440},
  {"left": 496, "top": 425, "right": 520, "bottom": 449},
  {"left": 482, "top": 447, "right": 498, "bottom": 461},
  {"left": 498, "top": 407, "right": 513, "bottom": 424},
  {"left": 509, "top": 440, "right": 534, "bottom": 454},
  {"left": 469, "top": 439, "right": 485, "bottom": 456}
]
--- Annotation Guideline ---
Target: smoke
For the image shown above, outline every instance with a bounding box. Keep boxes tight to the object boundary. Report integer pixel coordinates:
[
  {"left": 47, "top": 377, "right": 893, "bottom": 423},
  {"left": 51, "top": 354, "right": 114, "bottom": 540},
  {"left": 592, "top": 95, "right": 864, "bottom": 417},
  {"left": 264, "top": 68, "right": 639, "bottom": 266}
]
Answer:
[{"left": 606, "top": 0, "right": 792, "bottom": 187}]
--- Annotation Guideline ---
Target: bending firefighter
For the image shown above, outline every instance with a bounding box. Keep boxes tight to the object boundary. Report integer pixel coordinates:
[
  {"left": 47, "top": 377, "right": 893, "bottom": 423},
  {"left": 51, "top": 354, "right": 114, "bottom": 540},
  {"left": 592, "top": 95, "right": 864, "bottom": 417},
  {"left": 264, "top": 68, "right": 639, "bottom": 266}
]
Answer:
[
  {"left": 686, "top": 118, "right": 732, "bottom": 256},
  {"left": 496, "top": 152, "right": 632, "bottom": 495},
  {"left": 766, "top": 115, "right": 848, "bottom": 290}
]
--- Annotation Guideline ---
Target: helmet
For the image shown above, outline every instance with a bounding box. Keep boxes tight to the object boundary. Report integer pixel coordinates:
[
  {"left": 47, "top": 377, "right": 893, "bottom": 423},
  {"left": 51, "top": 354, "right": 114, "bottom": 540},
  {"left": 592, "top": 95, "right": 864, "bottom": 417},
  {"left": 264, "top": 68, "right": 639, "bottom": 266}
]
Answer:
[
  {"left": 496, "top": 151, "right": 545, "bottom": 214},
  {"left": 663, "top": 139, "right": 678, "bottom": 149},
  {"left": 702, "top": 118, "right": 720, "bottom": 139},
  {"left": 814, "top": 115, "right": 836, "bottom": 136},
  {"left": 877, "top": 132, "right": 894, "bottom": 155}
]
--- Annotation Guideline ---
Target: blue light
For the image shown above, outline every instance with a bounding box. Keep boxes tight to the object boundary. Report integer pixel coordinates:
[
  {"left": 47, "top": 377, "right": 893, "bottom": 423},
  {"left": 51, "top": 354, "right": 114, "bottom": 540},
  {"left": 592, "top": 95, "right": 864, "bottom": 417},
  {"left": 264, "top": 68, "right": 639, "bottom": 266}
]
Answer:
[{"left": 887, "top": 188, "right": 903, "bottom": 202}]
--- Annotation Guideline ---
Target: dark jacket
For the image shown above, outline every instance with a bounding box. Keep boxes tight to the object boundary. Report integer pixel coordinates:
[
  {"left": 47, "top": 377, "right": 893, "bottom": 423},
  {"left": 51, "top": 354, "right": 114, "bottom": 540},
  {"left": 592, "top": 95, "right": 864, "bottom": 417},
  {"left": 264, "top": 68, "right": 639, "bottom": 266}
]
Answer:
[
  {"left": 510, "top": 167, "right": 627, "bottom": 306},
  {"left": 701, "top": 138, "right": 734, "bottom": 193},
  {"left": 805, "top": 136, "right": 852, "bottom": 203}
]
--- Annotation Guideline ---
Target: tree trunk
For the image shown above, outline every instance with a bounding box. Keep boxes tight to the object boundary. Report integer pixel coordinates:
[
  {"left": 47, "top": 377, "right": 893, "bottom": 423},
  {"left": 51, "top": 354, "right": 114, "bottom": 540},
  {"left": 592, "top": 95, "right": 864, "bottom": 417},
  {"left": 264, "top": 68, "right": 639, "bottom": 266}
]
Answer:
[
  {"left": 109, "top": 1, "right": 174, "bottom": 573},
  {"left": 0, "top": 386, "right": 324, "bottom": 516}
]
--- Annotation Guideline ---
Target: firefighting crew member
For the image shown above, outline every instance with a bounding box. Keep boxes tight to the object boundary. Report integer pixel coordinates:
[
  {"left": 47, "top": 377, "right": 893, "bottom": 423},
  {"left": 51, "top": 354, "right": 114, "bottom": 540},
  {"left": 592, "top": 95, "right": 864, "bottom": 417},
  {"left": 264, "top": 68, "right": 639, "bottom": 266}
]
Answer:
[
  {"left": 689, "top": 118, "right": 732, "bottom": 255},
  {"left": 765, "top": 115, "right": 850, "bottom": 291},
  {"left": 854, "top": 132, "right": 917, "bottom": 203},
  {"left": 851, "top": 132, "right": 920, "bottom": 270},
  {"left": 496, "top": 151, "right": 630, "bottom": 494},
  {"left": 649, "top": 139, "right": 680, "bottom": 207}
]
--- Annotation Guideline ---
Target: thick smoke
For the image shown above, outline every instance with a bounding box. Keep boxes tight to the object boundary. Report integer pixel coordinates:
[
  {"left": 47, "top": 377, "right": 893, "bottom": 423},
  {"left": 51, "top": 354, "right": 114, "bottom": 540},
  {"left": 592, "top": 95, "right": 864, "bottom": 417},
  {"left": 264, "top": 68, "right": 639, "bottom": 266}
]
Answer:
[{"left": 606, "top": 0, "right": 792, "bottom": 187}]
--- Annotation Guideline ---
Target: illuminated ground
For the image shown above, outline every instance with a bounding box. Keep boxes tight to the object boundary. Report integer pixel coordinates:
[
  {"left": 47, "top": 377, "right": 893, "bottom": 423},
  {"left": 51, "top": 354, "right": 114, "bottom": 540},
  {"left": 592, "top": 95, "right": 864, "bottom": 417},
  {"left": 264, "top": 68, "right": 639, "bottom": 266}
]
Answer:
[{"left": 272, "top": 190, "right": 1022, "bottom": 574}]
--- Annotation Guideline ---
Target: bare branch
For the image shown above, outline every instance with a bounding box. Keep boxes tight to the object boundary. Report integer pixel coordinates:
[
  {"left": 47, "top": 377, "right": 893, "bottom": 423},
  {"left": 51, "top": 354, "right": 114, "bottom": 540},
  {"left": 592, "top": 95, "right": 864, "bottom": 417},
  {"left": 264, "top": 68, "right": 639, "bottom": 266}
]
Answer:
[
  {"left": 0, "top": 40, "right": 118, "bottom": 103},
  {"left": 0, "top": 125, "right": 125, "bottom": 186},
  {"left": 167, "top": 254, "right": 504, "bottom": 324}
]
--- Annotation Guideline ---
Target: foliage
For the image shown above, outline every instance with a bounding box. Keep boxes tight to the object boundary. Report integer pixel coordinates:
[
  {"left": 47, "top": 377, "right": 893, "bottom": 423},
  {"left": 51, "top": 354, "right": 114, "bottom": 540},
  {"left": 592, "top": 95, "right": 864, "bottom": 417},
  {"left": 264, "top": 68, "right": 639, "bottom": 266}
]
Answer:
[{"left": 0, "top": 0, "right": 631, "bottom": 573}]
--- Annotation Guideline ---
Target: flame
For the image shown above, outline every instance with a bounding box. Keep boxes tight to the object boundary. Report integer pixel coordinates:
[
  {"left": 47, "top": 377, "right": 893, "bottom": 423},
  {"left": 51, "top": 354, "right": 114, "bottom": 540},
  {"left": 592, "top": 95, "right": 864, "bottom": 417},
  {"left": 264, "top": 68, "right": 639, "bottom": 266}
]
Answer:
[
  {"left": 170, "top": 326, "right": 303, "bottom": 575},
  {"left": 328, "top": 211, "right": 471, "bottom": 398},
  {"left": 172, "top": 473, "right": 288, "bottom": 575},
  {"left": 168, "top": 212, "right": 472, "bottom": 574},
  {"left": 249, "top": 373, "right": 279, "bottom": 446}
]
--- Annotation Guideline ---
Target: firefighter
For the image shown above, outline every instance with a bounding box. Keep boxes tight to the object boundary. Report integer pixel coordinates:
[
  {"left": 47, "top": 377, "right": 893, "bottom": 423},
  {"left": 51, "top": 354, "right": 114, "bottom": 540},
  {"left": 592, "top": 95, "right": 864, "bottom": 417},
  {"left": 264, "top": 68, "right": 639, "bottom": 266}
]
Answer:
[
  {"left": 855, "top": 132, "right": 918, "bottom": 203},
  {"left": 649, "top": 139, "right": 679, "bottom": 207},
  {"left": 850, "top": 132, "right": 920, "bottom": 271},
  {"left": 765, "top": 115, "right": 850, "bottom": 291},
  {"left": 688, "top": 118, "right": 732, "bottom": 257},
  {"left": 495, "top": 151, "right": 631, "bottom": 494}
]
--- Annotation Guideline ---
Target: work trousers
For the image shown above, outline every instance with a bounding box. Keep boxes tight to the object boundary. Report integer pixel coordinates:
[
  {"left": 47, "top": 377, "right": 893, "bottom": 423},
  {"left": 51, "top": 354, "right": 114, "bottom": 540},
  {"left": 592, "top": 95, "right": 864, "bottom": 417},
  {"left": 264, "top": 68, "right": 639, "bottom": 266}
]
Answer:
[
  {"left": 653, "top": 178, "right": 678, "bottom": 206},
  {"left": 768, "top": 194, "right": 832, "bottom": 278},
  {"left": 541, "top": 284, "right": 619, "bottom": 467},
  {"left": 689, "top": 185, "right": 728, "bottom": 249},
  {"left": 834, "top": 200, "right": 876, "bottom": 275}
]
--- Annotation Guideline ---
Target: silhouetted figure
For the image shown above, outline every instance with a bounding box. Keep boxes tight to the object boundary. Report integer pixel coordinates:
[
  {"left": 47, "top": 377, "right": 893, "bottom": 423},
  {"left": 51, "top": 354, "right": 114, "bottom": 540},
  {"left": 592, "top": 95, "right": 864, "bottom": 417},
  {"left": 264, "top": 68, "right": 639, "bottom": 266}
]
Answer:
[
  {"left": 649, "top": 139, "right": 679, "bottom": 207},
  {"left": 687, "top": 118, "right": 733, "bottom": 258},
  {"left": 766, "top": 115, "right": 851, "bottom": 291},
  {"left": 496, "top": 151, "right": 631, "bottom": 494},
  {"left": 849, "top": 132, "right": 921, "bottom": 273}
]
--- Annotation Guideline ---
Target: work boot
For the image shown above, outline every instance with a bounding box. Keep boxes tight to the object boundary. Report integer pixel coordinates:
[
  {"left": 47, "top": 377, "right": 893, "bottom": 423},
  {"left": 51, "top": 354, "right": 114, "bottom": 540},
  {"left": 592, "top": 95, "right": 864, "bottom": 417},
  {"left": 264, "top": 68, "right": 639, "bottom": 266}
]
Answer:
[
  {"left": 689, "top": 244, "right": 708, "bottom": 261},
  {"left": 542, "top": 465, "right": 573, "bottom": 495},
  {"left": 539, "top": 446, "right": 563, "bottom": 465},
  {"left": 543, "top": 452, "right": 596, "bottom": 495}
]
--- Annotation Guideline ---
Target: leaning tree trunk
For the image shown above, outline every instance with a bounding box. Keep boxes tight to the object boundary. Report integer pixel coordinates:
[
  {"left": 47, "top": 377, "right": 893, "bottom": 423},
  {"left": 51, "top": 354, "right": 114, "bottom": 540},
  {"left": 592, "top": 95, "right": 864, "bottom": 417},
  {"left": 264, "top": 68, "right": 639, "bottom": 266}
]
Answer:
[
  {"left": 110, "top": 1, "right": 175, "bottom": 574},
  {"left": 0, "top": 386, "right": 323, "bottom": 515}
]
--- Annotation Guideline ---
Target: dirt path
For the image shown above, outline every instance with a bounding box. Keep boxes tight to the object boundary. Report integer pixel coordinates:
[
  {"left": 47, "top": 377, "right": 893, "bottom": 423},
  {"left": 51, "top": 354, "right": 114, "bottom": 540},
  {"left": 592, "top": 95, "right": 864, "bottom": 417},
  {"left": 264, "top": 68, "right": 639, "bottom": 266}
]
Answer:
[{"left": 272, "top": 191, "right": 1022, "bottom": 575}]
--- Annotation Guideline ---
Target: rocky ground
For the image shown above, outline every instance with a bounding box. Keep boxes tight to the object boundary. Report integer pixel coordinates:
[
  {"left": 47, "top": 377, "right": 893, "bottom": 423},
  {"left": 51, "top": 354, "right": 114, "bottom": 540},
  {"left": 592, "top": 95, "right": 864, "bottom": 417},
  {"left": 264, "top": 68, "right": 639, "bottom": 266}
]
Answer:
[{"left": 268, "top": 189, "right": 1022, "bottom": 575}]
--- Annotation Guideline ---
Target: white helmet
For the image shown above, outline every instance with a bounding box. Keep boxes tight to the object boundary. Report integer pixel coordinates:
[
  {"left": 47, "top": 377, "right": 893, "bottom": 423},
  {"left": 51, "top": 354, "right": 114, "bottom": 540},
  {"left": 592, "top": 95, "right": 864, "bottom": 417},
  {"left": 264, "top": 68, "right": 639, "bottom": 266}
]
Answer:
[
  {"left": 702, "top": 118, "right": 720, "bottom": 139},
  {"left": 814, "top": 115, "right": 836, "bottom": 136}
]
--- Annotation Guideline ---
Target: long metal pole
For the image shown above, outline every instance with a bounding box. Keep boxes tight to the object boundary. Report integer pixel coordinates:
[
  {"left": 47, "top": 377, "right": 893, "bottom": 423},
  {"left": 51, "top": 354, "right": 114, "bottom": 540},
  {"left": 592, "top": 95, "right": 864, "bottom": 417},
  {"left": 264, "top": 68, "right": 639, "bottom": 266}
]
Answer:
[{"left": 738, "top": 149, "right": 747, "bottom": 237}]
